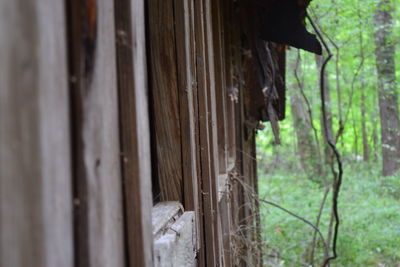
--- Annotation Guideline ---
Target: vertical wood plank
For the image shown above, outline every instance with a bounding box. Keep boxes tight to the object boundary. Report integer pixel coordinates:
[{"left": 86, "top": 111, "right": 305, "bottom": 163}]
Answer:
[
  {"left": 242, "top": 130, "right": 259, "bottom": 266},
  {"left": 147, "top": 0, "right": 183, "bottom": 202},
  {"left": 241, "top": 37, "right": 265, "bottom": 267},
  {"left": 177, "top": 0, "right": 207, "bottom": 260},
  {"left": 252, "top": 135, "right": 263, "bottom": 267},
  {"left": 173, "top": 0, "right": 199, "bottom": 215},
  {"left": 0, "top": 0, "right": 73, "bottom": 266},
  {"left": 223, "top": 0, "right": 237, "bottom": 163},
  {"left": 219, "top": 193, "right": 233, "bottom": 267},
  {"left": 203, "top": 0, "right": 223, "bottom": 265},
  {"left": 212, "top": 1, "right": 235, "bottom": 265},
  {"left": 194, "top": 0, "right": 226, "bottom": 265},
  {"left": 212, "top": 0, "right": 228, "bottom": 175},
  {"left": 114, "top": 0, "right": 153, "bottom": 266},
  {"left": 173, "top": 0, "right": 203, "bottom": 256},
  {"left": 189, "top": 0, "right": 207, "bottom": 263},
  {"left": 193, "top": 0, "right": 217, "bottom": 265},
  {"left": 67, "top": 1, "right": 125, "bottom": 266},
  {"left": 223, "top": 1, "right": 245, "bottom": 263}
]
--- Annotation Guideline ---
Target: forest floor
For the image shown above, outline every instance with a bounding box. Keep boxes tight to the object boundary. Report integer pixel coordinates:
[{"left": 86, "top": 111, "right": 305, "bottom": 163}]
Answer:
[{"left": 258, "top": 159, "right": 400, "bottom": 267}]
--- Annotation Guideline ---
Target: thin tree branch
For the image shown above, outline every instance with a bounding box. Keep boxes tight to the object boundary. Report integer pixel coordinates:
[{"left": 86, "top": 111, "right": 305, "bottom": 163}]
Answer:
[
  {"left": 310, "top": 186, "right": 331, "bottom": 266},
  {"left": 307, "top": 13, "right": 344, "bottom": 267},
  {"left": 231, "top": 176, "right": 329, "bottom": 254},
  {"left": 294, "top": 51, "right": 325, "bottom": 178}
]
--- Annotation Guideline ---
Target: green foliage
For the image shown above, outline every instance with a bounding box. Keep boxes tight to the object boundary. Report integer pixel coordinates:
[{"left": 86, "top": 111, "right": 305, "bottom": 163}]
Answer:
[
  {"left": 257, "top": 145, "right": 400, "bottom": 266},
  {"left": 256, "top": 0, "right": 400, "bottom": 265}
]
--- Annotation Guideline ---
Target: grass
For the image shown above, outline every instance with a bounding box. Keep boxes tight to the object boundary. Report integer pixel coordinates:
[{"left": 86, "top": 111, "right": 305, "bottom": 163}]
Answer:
[{"left": 257, "top": 157, "right": 400, "bottom": 267}]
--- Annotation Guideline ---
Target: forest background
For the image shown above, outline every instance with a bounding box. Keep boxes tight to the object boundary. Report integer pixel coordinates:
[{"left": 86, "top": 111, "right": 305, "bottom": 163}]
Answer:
[{"left": 256, "top": 0, "right": 400, "bottom": 266}]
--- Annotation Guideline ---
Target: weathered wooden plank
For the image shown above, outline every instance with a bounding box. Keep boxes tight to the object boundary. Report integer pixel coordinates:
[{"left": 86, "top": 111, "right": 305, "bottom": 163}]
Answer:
[
  {"left": 241, "top": 37, "right": 265, "bottom": 263},
  {"left": 154, "top": 211, "right": 196, "bottom": 267},
  {"left": 193, "top": 0, "right": 217, "bottom": 265},
  {"left": 173, "top": 0, "right": 202, "bottom": 255},
  {"left": 241, "top": 130, "right": 260, "bottom": 266},
  {"left": 222, "top": 0, "right": 237, "bottom": 163},
  {"left": 221, "top": 1, "right": 244, "bottom": 264},
  {"left": 241, "top": 34, "right": 264, "bottom": 266},
  {"left": 0, "top": 1, "right": 73, "bottom": 266},
  {"left": 219, "top": 192, "right": 233, "bottom": 267},
  {"left": 242, "top": 39, "right": 267, "bottom": 123},
  {"left": 114, "top": 0, "right": 154, "bottom": 266},
  {"left": 213, "top": 7, "right": 235, "bottom": 265},
  {"left": 251, "top": 135, "right": 263, "bottom": 267},
  {"left": 188, "top": 0, "right": 207, "bottom": 262},
  {"left": 203, "top": 0, "right": 224, "bottom": 264},
  {"left": 67, "top": 1, "right": 125, "bottom": 266},
  {"left": 152, "top": 202, "right": 183, "bottom": 237},
  {"left": 212, "top": 0, "right": 228, "bottom": 175},
  {"left": 147, "top": 0, "right": 183, "bottom": 202},
  {"left": 173, "top": 0, "right": 199, "bottom": 219}
]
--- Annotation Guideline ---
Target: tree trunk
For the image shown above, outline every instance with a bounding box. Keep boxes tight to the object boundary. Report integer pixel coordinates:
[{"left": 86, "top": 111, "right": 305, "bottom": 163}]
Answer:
[
  {"left": 289, "top": 53, "right": 323, "bottom": 179},
  {"left": 373, "top": 0, "right": 400, "bottom": 176},
  {"left": 372, "top": 119, "right": 379, "bottom": 163},
  {"left": 352, "top": 111, "right": 359, "bottom": 156},
  {"left": 357, "top": 2, "right": 369, "bottom": 162},
  {"left": 360, "top": 83, "right": 369, "bottom": 161}
]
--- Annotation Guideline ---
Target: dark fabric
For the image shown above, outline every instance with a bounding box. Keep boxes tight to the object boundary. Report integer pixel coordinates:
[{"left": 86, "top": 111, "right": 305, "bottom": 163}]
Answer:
[{"left": 260, "top": 0, "right": 322, "bottom": 55}]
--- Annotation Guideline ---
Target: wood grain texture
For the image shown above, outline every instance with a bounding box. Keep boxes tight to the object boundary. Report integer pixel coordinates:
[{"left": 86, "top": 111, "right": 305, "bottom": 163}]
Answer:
[
  {"left": 203, "top": 0, "right": 223, "bottom": 265},
  {"left": 173, "top": 0, "right": 202, "bottom": 254},
  {"left": 193, "top": 0, "right": 217, "bottom": 265},
  {"left": 188, "top": 0, "right": 207, "bottom": 262},
  {"left": 114, "top": 0, "right": 154, "bottom": 266},
  {"left": 241, "top": 130, "right": 260, "bottom": 266},
  {"left": 152, "top": 202, "right": 183, "bottom": 237},
  {"left": 222, "top": 0, "right": 237, "bottom": 162},
  {"left": 242, "top": 39, "right": 261, "bottom": 265},
  {"left": 147, "top": 0, "right": 183, "bottom": 202},
  {"left": 212, "top": 0, "right": 228, "bottom": 175},
  {"left": 154, "top": 211, "right": 196, "bottom": 267},
  {"left": 67, "top": 1, "right": 125, "bottom": 266},
  {"left": 0, "top": 0, "right": 73, "bottom": 266},
  {"left": 222, "top": 2, "right": 247, "bottom": 264},
  {"left": 194, "top": 0, "right": 228, "bottom": 265},
  {"left": 219, "top": 192, "right": 233, "bottom": 267},
  {"left": 173, "top": 0, "right": 199, "bottom": 215}
]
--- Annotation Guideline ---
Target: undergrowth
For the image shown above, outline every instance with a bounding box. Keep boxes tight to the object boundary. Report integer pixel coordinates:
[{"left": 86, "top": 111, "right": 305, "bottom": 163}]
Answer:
[{"left": 258, "top": 157, "right": 400, "bottom": 266}]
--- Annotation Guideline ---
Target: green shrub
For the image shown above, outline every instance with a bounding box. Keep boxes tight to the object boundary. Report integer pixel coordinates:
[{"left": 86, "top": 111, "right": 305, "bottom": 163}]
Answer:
[{"left": 258, "top": 161, "right": 400, "bottom": 266}]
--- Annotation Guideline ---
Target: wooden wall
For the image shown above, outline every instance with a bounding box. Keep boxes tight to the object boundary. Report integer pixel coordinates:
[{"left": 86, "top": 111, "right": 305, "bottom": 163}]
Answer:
[
  {"left": 0, "top": 0, "right": 261, "bottom": 266},
  {"left": 146, "top": 0, "right": 261, "bottom": 266},
  {"left": 1, "top": 0, "right": 153, "bottom": 266},
  {"left": 0, "top": 1, "right": 73, "bottom": 266}
]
